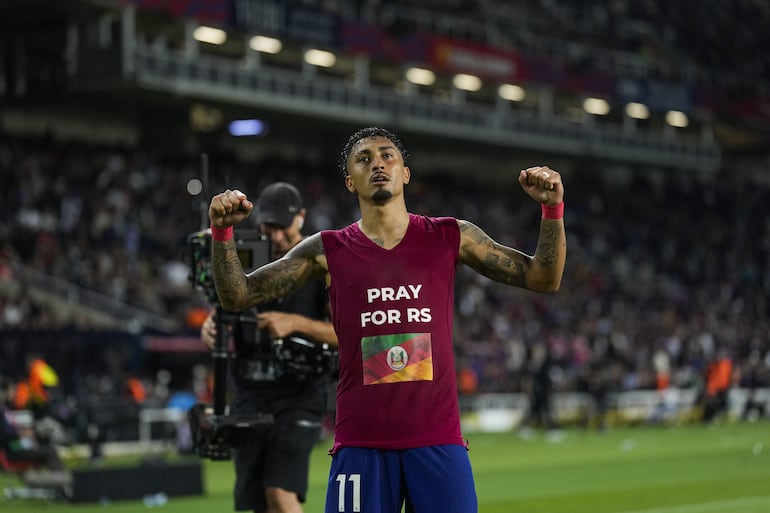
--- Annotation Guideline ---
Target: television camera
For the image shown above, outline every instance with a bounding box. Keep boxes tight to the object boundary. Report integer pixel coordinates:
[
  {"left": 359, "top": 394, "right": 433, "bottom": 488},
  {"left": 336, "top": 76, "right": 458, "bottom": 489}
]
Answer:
[{"left": 186, "top": 228, "right": 338, "bottom": 460}]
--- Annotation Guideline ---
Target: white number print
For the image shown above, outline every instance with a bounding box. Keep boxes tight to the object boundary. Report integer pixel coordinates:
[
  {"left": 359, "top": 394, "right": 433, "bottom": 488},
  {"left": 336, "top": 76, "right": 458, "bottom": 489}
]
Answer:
[{"left": 336, "top": 473, "right": 361, "bottom": 512}]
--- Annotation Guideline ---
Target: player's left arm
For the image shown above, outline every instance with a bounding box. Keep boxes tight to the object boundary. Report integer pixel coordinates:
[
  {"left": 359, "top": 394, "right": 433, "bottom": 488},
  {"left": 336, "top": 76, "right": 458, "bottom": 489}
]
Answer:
[{"left": 458, "top": 166, "right": 566, "bottom": 293}]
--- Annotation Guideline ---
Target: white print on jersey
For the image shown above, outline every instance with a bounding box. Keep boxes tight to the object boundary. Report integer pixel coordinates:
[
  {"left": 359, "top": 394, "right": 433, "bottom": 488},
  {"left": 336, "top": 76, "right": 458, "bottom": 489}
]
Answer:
[
  {"left": 366, "top": 284, "right": 423, "bottom": 303},
  {"left": 360, "top": 307, "right": 432, "bottom": 327},
  {"left": 361, "top": 283, "right": 430, "bottom": 327}
]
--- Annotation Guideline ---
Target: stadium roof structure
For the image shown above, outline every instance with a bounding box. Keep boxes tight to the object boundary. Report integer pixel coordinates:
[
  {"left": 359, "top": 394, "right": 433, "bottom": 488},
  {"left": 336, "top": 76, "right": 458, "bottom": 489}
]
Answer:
[{"left": 3, "top": 0, "right": 769, "bottom": 176}]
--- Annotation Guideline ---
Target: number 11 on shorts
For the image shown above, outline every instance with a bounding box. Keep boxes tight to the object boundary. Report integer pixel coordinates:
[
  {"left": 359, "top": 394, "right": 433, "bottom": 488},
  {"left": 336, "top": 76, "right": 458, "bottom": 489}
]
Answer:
[{"left": 335, "top": 473, "right": 361, "bottom": 512}]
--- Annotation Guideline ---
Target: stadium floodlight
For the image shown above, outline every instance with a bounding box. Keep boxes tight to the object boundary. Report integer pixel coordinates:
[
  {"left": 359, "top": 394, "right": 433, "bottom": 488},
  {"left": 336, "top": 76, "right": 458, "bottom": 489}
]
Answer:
[
  {"left": 453, "top": 73, "right": 482, "bottom": 92},
  {"left": 193, "top": 26, "right": 227, "bottom": 45},
  {"left": 228, "top": 119, "right": 266, "bottom": 136},
  {"left": 249, "top": 35, "right": 282, "bottom": 54},
  {"left": 583, "top": 97, "right": 610, "bottom": 115},
  {"left": 665, "top": 110, "right": 689, "bottom": 128},
  {"left": 405, "top": 67, "right": 436, "bottom": 86},
  {"left": 498, "top": 83, "right": 525, "bottom": 102},
  {"left": 304, "top": 49, "right": 336, "bottom": 67},
  {"left": 625, "top": 102, "right": 650, "bottom": 120}
]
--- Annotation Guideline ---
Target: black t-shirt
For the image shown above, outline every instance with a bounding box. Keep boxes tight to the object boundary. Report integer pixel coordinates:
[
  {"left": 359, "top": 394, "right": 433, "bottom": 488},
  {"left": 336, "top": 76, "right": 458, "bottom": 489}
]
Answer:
[{"left": 230, "top": 276, "right": 332, "bottom": 416}]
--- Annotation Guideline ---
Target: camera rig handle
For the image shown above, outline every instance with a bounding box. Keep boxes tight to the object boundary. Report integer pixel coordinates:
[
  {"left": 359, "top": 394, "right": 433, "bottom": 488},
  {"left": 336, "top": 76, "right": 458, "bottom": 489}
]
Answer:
[{"left": 211, "top": 305, "right": 237, "bottom": 416}]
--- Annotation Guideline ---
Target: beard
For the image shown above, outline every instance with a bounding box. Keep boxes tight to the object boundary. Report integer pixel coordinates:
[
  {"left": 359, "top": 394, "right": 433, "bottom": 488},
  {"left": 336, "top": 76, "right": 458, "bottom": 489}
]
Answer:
[{"left": 372, "top": 189, "right": 393, "bottom": 203}]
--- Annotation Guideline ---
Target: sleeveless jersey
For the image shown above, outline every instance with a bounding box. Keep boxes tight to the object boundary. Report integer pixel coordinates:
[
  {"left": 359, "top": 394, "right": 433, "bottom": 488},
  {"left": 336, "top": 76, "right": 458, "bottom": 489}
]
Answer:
[{"left": 321, "top": 214, "right": 465, "bottom": 452}]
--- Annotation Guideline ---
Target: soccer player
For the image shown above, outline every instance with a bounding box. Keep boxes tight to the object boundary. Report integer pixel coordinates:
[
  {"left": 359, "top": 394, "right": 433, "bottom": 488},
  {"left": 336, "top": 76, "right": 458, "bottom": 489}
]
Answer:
[{"left": 208, "top": 127, "right": 566, "bottom": 512}]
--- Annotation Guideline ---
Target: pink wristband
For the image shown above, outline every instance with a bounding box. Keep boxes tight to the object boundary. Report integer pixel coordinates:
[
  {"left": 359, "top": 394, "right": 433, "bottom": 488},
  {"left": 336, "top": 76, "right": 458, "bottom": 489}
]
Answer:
[
  {"left": 541, "top": 202, "right": 564, "bottom": 220},
  {"left": 210, "top": 224, "right": 233, "bottom": 242}
]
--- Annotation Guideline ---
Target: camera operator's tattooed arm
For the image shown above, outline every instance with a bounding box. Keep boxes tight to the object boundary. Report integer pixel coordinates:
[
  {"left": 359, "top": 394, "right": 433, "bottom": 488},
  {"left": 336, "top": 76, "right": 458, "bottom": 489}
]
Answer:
[
  {"left": 457, "top": 218, "right": 565, "bottom": 293},
  {"left": 212, "top": 233, "right": 328, "bottom": 312}
]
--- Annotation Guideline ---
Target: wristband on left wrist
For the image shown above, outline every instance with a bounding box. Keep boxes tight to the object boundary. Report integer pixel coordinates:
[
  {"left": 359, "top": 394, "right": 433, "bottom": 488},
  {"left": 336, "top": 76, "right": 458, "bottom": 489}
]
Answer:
[
  {"left": 211, "top": 224, "right": 234, "bottom": 241},
  {"left": 541, "top": 201, "right": 564, "bottom": 220}
]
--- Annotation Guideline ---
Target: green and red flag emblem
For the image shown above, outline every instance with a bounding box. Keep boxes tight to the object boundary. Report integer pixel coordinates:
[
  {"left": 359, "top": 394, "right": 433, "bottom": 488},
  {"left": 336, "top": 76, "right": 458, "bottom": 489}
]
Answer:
[{"left": 361, "top": 333, "right": 433, "bottom": 385}]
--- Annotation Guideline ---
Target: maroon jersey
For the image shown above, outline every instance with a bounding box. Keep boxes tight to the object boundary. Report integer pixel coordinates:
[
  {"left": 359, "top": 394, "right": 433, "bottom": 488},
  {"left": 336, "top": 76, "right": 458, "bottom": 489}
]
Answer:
[{"left": 321, "top": 214, "right": 466, "bottom": 452}]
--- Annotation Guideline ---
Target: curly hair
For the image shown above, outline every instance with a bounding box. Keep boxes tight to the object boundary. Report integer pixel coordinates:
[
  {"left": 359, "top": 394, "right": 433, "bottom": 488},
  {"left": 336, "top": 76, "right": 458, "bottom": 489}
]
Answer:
[{"left": 337, "top": 127, "right": 409, "bottom": 176}]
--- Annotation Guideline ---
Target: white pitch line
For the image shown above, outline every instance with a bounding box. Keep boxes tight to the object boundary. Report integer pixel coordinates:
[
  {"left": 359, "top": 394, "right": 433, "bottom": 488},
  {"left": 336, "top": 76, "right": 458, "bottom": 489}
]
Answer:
[{"left": 616, "top": 495, "right": 770, "bottom": 513}]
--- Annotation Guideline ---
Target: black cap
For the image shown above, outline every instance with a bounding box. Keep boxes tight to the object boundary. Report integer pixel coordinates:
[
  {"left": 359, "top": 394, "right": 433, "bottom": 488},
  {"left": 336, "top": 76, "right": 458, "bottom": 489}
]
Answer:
[{"left": 255, "top": 182, "right": 303, "bottom": 227}]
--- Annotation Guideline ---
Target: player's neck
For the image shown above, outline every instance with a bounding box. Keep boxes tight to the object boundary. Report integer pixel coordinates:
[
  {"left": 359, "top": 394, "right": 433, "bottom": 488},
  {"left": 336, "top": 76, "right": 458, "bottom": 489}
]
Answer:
[{"left": 358, "top": 202, "right": 409, "bottom": 248}]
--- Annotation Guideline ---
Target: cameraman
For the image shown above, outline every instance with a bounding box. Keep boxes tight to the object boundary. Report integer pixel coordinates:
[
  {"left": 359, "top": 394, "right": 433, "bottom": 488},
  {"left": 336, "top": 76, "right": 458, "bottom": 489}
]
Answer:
[{"left": 201, "top": 182, "right": 337, "bottom": 513}]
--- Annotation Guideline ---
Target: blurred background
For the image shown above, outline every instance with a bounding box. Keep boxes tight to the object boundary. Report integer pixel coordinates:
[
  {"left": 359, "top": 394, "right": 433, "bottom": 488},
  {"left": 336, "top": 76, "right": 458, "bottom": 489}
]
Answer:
[{"left": 1, "top": 0, "right": 769, "bottom": 507}]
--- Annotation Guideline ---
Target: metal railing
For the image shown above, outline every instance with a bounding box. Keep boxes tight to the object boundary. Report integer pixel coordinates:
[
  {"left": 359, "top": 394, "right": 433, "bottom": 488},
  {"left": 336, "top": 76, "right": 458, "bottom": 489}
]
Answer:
[{"left": 132, "top": 45, "right": 721, "bottom": 172}]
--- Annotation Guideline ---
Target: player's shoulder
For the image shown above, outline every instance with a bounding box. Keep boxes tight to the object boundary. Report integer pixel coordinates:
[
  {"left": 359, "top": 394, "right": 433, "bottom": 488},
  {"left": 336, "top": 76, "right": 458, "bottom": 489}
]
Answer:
[
  {"left": 409, "top": 213, "right": 458, "bottom": 231},
  {"left": 320, "top": 222, "right": 356, "bottom": 240},
  {"left": 454, "top": 218, "right": 487, "bottom": 241},
  {"left": 408, "top": 214, "right": 461, "bottom": 248},
  {"left": 319, "top": 222, "right": 359, "bottom": 252},
  {"left": 292, "top": 232, "right": 326, "bottom": 258}
]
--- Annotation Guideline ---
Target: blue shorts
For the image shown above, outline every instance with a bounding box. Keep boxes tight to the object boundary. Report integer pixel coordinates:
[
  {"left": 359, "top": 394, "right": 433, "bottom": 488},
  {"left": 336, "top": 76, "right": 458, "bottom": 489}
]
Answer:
[{"left": 325, "top": 444, "right": 477, "bottom": 513}]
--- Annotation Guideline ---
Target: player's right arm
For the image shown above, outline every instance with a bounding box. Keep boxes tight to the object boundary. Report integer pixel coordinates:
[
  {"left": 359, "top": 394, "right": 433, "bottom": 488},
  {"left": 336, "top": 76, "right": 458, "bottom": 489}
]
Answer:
[{"left": 209, "top": 190, "right": 327, "bottom": 312}]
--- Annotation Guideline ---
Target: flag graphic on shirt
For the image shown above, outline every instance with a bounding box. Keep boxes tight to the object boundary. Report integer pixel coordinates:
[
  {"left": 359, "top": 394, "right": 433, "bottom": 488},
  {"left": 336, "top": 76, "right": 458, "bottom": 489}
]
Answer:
[{"left": 361, "top": 333, "right": 433, "bottom": 385}]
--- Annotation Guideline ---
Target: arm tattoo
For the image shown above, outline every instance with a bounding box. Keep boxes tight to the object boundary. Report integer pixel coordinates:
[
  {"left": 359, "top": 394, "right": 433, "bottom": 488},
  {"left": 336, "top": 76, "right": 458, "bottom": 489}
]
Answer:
[
  {"left": 460, "top": 221, "right": 528, "bottom": 287},
  {"left": 459, "top": 217, "right": 564, "bottom": 292},
  {"left": 211, "top": 239, "right": 249, "bottom": 309},
  {"left": 213, "top": 233, "right": 325, "bottom": 311},
  {"left": 245, "top": 234, "right": 326, "bottom": 304},
  {"left": 535, "top": 220, "right": 560, "bottom": 267},
  {"left": 246, "top": 258, "right": 305, "bottom": 304}
]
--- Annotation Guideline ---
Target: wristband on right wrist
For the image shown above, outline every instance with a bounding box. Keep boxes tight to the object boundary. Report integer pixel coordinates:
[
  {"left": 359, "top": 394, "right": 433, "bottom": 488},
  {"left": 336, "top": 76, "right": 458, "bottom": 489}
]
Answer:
[
  {"left": 541, "top": 202, "right": 564, "bottom": 220},
  {"left": 210, "top": 224, "right": 234, "bottom": 241}
]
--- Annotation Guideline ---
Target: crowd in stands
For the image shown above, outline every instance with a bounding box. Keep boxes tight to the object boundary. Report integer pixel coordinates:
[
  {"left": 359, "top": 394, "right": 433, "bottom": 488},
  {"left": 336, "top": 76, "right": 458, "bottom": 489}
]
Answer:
[
  {"left": 364, "top": 0, "right": 770, "bottom": 91},
  {"left": 1, "top": 133, "right": 769, "bottom": 415}
]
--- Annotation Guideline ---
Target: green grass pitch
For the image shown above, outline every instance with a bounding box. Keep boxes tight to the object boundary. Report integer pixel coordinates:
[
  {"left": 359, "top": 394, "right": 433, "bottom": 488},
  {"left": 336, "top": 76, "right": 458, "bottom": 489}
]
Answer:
[{"left": 3, "top": 422, "right": 769, "bottom": 512}]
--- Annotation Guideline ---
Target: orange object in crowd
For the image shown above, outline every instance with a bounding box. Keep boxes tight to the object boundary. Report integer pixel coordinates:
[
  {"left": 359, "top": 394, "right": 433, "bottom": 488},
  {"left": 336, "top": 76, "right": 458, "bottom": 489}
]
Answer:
[
  {"left": 706, "top": 357, "right": 732, "bottom": 396},
  {"left": 457, "top": 367, "right": 479, "bottom": 394},
  {"left": 186, "top": 307, "right": 210, "bottom": 329},
  {"left": 14, "top": 358, "right": 58, "bottom": 409},
  {"left": 29, "top": 358, "right": 58, "bottom": 403},
  {"left": 126, "top": 377, "right": 147, "bottom": 403},
  {"left": 12, "top": 381, "right": 30, "bottom": 410}
]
